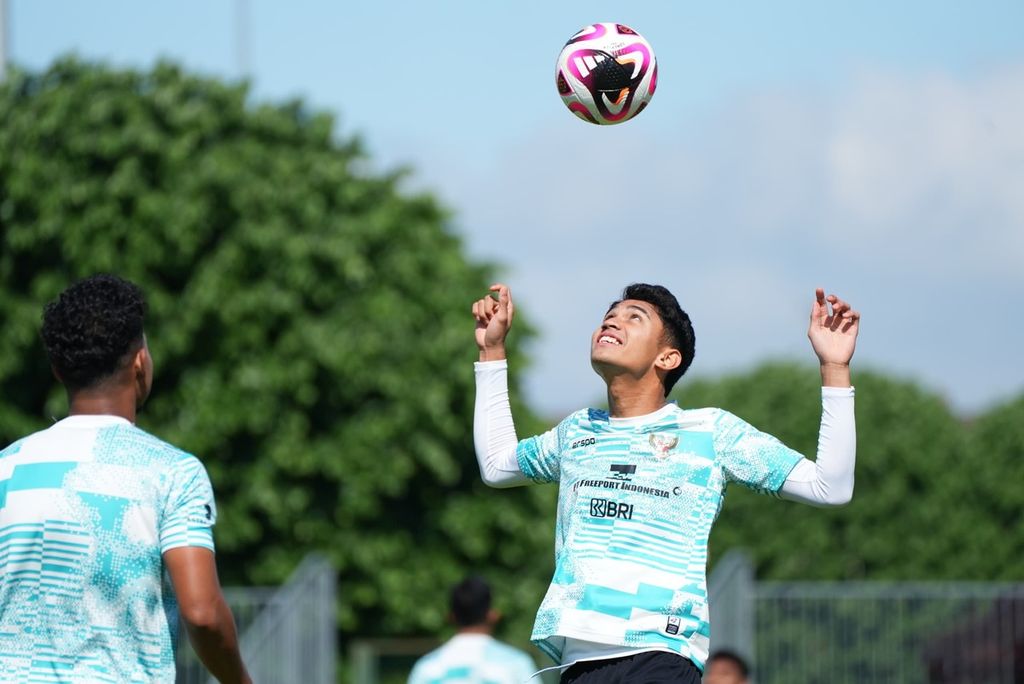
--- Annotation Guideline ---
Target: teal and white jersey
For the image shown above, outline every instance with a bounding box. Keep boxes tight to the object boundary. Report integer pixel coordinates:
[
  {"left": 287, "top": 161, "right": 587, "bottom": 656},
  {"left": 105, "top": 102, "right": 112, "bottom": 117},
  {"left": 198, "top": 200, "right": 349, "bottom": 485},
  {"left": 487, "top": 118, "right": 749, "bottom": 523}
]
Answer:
[
  {"left": 516, "top": 403, "right": 801, "bottom": 669},
  {"left": 0, "top": 415, "right": 217, "bottom": 683},
  {"left": 408, "top": 633, "right": 536, "bottom": 684}
]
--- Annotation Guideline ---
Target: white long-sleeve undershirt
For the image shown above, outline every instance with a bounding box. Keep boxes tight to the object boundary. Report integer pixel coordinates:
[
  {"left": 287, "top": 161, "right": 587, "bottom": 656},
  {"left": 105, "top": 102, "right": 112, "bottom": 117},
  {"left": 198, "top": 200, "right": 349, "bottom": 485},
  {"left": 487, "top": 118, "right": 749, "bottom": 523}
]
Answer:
[{"left": 473, "top": 360, "right": 856, "bottom": 506}]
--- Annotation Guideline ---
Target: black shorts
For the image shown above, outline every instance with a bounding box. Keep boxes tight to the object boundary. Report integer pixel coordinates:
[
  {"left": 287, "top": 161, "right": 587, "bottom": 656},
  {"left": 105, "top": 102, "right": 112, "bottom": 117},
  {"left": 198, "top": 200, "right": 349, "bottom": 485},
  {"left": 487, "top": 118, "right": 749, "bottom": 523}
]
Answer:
[{"left": 559, "top": 651, "right": 702, "bottom": 684}]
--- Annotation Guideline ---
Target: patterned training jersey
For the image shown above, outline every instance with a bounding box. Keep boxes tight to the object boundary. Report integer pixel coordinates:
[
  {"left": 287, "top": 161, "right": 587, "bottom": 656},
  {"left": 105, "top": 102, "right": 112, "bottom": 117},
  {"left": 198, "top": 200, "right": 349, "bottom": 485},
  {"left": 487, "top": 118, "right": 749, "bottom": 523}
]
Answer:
[
  {"left": 0, "top": 415, "right": 217, "bottom": 683},
  {"left": 408, "top": 633, "right": 537, "bottom": 684},
  {"left": 516, "top": 403, "right": 802, "bottom": 669}
]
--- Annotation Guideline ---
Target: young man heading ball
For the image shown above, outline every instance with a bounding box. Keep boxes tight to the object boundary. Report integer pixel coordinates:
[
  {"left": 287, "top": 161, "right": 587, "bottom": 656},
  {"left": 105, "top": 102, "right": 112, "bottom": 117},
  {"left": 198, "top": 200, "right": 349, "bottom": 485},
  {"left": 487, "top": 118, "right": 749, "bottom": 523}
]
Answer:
[{"left": 471, "top": 283, "right": 859, "bottom": 683}]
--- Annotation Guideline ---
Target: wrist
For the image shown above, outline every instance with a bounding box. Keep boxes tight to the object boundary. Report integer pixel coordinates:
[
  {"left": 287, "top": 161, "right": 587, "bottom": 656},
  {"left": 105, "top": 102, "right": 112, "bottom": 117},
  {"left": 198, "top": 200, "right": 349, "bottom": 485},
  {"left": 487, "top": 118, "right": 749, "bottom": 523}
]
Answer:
[
  {"left": 820, "top": 361, "right": 851, "bottom": 387},
  {"left": 478, "top": 345, "right": 507, "bottom": 362}
]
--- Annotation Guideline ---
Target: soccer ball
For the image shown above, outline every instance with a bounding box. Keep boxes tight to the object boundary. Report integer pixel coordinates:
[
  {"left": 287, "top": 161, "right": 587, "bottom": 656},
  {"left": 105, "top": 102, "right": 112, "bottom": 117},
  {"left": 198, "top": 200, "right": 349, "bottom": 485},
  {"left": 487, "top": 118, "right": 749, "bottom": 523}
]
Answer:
[{"left": 555, "top": 23, "right": 658, "bottom": 125}]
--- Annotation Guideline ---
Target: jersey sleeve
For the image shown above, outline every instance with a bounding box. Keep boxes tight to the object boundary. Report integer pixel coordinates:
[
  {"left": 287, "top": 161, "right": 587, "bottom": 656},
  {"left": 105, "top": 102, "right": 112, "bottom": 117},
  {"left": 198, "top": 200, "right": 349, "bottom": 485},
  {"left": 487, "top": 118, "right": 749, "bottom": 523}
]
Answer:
[
  {"left": 713, "top": 409, "right": 802, "bottom": 495},
  {"left": 160, "top": 455, "right": 217, "bottom": 553},
  {"left": 515, "top": 416, "right": 572, "bottom": 484}
]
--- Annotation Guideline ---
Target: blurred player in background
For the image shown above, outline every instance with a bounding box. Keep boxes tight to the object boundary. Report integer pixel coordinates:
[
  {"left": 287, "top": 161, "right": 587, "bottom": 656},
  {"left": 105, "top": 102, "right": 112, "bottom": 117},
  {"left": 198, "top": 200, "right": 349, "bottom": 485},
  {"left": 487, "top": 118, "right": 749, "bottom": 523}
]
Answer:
[
  {"left": 409, "top": 575, "right": 536, "bottom": 684},
  {"left": 0, "top": 274, "right": 249, "bottom": 683},
  {"left": 703, "top": 649, "right": 750, "bottom": 684},
  {"left": 471, "top": 283, "right": 859, "bottom": 683}
]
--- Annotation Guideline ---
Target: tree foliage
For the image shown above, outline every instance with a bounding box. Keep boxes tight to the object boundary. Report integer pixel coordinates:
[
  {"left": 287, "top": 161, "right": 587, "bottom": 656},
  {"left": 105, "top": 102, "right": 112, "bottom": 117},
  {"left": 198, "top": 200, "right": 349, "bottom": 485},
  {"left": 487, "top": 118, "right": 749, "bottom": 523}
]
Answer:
[
  {"left": 676, "top": 363, "right": 1024, "bottom": 581},
  {"left": 0, "top": 58, "right": 554, "bottom": 640}
]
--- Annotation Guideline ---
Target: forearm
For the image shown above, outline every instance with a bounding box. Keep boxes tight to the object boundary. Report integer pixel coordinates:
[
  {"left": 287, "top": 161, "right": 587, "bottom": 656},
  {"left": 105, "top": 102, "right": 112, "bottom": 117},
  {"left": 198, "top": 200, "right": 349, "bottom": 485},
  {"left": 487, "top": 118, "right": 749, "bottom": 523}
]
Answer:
[
  {"left": 183, "top": 596, "right": 251, "bottom": 684},
  {"left": 779, "top": 386, "right": 856, "bottom": 506},
  {"left": 473, "top": 360, "right": 529, "bottom": 487}
]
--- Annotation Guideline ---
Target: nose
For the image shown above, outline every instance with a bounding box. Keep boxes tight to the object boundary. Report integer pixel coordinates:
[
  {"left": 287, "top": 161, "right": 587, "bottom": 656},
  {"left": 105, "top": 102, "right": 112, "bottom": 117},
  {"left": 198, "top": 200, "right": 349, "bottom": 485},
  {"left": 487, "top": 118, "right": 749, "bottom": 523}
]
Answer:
[{"left": 602, "top": 318, "right": 620, "bottom": 330}]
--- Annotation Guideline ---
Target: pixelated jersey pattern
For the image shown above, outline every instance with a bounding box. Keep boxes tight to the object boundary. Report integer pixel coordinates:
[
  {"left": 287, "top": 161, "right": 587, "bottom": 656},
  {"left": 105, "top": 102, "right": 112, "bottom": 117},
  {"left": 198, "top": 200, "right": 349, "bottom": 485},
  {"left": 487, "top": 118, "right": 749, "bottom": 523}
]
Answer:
[
  {"left": 516, "top": 404, "right": 801, "bottom": 669},
  {"left": 407, "top": 634, "right": 536, "bottom": 684},
  {"left": 0, "top": 416, "right": 216, "bottom": 683}
]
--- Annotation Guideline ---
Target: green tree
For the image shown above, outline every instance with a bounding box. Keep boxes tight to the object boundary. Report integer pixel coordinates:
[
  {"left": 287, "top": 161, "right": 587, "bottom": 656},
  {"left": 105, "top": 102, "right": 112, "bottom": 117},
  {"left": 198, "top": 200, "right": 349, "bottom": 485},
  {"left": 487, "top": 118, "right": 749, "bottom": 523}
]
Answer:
[
  {"left": 0, "top": 58, "right": 554, "bottom": 640},
  {"left": 962, "top": 393, "right": 1024, "bottom": 579},
  {"left": 675, "top": 362, "right": 1017, "bottom": 580}
]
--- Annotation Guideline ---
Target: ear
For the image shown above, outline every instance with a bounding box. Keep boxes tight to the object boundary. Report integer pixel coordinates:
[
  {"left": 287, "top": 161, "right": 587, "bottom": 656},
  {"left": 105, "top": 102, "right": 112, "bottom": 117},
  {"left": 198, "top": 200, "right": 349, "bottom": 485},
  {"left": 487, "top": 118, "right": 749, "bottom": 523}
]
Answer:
[
  {"left": 131, "top": 346, "right": 149, "bottom": 378},
  {"left": 656, "top": 347, "right": 682, "bottom": 372},
  {"left": 486, "top": 608, "right": 501, "bottom": 626}
]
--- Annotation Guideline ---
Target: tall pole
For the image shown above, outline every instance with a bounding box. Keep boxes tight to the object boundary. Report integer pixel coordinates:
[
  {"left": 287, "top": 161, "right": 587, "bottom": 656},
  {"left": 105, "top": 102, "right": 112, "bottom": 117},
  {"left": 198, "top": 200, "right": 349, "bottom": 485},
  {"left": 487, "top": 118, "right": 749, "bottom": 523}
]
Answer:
[{"left": 0, "top": 0, "right": 9, "bottom": 83}]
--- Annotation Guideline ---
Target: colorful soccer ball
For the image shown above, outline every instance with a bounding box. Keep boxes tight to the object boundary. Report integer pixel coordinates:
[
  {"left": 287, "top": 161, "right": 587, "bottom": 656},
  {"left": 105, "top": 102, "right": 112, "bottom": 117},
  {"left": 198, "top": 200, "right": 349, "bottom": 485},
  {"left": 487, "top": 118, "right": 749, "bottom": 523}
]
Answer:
[{"left": 555, "top": 23, "right": 658, "bottom": 125}]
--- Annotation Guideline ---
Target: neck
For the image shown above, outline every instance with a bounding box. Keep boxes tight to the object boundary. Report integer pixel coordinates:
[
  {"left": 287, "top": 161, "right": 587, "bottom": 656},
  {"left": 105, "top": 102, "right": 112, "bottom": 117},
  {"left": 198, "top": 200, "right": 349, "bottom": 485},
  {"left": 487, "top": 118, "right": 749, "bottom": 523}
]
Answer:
[
  {"left": 605, "top": 375, "right": 667, "bottom": 418},
  {"left": 67, "top": 386, "right": 138, "bottom": 423},
  {"left": 457, "top": 625, "right": 492, "bottom": 636}
]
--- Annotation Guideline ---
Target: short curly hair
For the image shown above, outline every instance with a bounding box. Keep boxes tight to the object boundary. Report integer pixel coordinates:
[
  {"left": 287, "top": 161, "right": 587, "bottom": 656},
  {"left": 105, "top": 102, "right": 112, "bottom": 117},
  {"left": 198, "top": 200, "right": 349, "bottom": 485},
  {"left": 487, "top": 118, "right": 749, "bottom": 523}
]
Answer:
[{"left": 41, "top": 274, "right": 147, "bottom": 391}]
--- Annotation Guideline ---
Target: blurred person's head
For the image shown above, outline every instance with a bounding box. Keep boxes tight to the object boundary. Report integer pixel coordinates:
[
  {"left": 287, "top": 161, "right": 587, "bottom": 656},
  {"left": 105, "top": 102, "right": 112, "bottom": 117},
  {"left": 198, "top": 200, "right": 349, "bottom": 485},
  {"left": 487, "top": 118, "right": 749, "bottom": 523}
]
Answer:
[
  {"left": 449, "top": 576, "right": 499, "bottom": 632},
  {"left": 704, "top": 649, "right": 750, "bottom": 684},
  {"left": 42, "top": 274, "right": 153, "bottom": 410}
]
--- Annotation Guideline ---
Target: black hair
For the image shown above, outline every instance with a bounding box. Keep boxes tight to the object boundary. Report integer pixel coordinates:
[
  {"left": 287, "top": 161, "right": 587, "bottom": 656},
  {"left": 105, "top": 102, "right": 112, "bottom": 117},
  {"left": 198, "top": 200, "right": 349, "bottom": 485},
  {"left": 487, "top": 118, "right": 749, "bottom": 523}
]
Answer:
[
  {"left": 41, "top": 274, "right": 147, "bottom": 392},
  {"left": 449, "top": 576, "right": 492, "bottom": 627},
  {"left": 707, "top": 649, "right": 750, "bottom": 677},
  {"left": 616, "top": 283, "right": 695, "bottom": 396}
]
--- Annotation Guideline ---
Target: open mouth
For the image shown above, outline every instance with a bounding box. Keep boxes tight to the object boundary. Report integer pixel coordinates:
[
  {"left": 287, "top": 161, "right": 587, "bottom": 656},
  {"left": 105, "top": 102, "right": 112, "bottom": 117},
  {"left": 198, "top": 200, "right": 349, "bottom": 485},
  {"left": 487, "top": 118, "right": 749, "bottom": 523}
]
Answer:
[{"left": 597, "top": 335, "right": 623, "bottom": 346}]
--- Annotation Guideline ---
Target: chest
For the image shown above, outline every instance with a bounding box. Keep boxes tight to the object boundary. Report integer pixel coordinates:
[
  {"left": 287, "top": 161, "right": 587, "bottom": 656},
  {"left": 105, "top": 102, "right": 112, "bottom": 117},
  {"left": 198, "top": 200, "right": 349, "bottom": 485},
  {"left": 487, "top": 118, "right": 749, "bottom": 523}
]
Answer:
[{"left": 560, "top": 427, "right": 721, "bottom": 496}]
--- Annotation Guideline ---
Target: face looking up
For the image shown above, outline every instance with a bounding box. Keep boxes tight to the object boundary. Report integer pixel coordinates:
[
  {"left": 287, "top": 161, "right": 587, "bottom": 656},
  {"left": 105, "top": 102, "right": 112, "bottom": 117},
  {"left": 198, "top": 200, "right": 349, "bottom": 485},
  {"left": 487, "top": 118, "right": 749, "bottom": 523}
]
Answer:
[{"left": 591, "top": 299, "right": 680, "bottom": 383}]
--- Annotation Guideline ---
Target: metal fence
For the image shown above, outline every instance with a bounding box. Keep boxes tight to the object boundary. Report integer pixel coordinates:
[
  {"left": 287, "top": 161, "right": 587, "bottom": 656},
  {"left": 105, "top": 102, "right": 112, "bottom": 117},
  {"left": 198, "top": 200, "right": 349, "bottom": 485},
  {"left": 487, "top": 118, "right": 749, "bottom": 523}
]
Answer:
[
  {"left": 175, "top": 554, "right": 337, "bottom": 684},
  {"left": 709, "top": 551, "right": 1024, "bottom": 684},
  {"left": 171, "top": 550, "right": 1024, "bottom": 683}
]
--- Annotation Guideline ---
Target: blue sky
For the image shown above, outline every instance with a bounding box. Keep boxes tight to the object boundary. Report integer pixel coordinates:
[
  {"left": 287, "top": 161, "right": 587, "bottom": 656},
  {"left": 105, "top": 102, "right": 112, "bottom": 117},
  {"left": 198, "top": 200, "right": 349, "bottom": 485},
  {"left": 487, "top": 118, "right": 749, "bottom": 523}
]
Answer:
[{"left": 9, "top": 1, "right": 1024, "bottom": 416}]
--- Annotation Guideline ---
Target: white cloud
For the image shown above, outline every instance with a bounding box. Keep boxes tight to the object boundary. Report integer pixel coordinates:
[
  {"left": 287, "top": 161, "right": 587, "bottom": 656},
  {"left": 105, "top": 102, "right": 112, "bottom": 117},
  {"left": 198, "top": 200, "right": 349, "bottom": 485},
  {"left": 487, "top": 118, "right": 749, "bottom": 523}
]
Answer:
[
  {"left": 822, "top": 67, "right": 1024, "bottom": 275},
  {"left": 399, "top": 64, "right": 1024, "bottom": 416}
]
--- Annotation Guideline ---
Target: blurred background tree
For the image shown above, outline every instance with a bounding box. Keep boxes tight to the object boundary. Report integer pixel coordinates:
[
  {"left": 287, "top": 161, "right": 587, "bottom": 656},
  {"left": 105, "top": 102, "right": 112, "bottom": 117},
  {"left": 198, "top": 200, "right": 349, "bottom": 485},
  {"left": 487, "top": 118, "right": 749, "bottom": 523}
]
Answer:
[{"left": 0, "top": 58, "right": 554, "bottom": 641}]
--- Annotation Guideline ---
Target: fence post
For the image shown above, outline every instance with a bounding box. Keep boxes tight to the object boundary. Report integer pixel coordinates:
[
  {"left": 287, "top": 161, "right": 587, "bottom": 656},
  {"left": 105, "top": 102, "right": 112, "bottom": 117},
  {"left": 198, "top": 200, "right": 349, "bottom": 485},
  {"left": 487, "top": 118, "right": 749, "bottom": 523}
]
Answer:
[
  {"left": 349, "top": 641, "right": 379, "bottom": 684},
  {"left": 708, "top": 550, "right": 756, "bottom": 667},
  {"left": 198, "top": 554, "right": 337, "bottom": 684}
]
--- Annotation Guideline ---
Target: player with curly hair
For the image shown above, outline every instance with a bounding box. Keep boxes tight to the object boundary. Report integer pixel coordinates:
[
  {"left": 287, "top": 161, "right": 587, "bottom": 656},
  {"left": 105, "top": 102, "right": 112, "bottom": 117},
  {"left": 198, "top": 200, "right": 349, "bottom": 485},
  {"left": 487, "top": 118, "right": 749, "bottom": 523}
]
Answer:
[{"left": 0, "top": 274, "right": 250, "bottom": 683}]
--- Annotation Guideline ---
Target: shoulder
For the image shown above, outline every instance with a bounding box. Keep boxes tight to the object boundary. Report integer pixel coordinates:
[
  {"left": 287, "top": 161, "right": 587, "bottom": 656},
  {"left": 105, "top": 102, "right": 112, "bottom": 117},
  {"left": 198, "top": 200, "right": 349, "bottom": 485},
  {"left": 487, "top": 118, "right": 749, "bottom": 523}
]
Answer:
[
  {"left": 487, "top": 639, "right": 534, "bottom": 664},
  {"left": 560, "top": 407, "right": 603, "bottom": 426},
  {"left": 105, "top": 426, "right": 212, "bottom": 490},
  {"left": 0, "top": 435, "right": 30, "bottom": 459},
  {"left": 562, "top": 407, "right": 613, "bottom": 431},
  {"left": 116, "top": 425, "right": 203, "bottom": 467},
  {"left": 1, "top": 420, "right": 71, "bottom": 458},
  {"left": 544, "top": 408, "right": 611, "bottom": 446},
  {"left": 409, "top": 645, "right": 446, "bottom": 678},
  {"left": 532, "top": 408, "right": 606, "bottom": 444},
  {"left": 665, "top": 404, "right": 727, "bottom": 429}
]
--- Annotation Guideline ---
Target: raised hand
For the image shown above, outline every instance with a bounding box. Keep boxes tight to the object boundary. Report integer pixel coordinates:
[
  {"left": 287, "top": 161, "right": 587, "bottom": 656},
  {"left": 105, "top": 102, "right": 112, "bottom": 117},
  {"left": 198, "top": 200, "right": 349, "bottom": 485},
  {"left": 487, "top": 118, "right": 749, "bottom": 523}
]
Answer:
[
  {"left": 808, "top": 288, "right": 860, "bottom": 386},
  {"left": 472, "top": 283, "right": 515, "bottom": 361}
]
